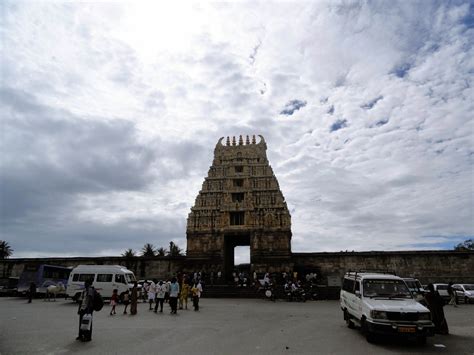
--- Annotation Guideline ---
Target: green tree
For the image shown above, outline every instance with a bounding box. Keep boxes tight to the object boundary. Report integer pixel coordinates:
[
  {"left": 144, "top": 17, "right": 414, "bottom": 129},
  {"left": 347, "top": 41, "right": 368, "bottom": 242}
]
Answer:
[
  {"left": 454, "top": 239, "right": 474, "bottom": 251},
  {"left": 167, "top": 241, "right": 183, "bottom": 256},
  {"left": 121, "top": 248, "right": 136, "bottom": 258},
  {"left": 141, "top": 243, "right": 156, "bottom": 257},
  {"left": 0, "top": 240, "right": 13, "bottom": 259},
  {"left": 156, "top": 247, "right": 167, "bottom": 256}
]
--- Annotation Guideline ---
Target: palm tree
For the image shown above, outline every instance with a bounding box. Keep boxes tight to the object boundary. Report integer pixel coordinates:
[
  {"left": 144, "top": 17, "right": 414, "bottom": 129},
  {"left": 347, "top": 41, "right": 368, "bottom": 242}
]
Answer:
[
  {"left": 0, "top": 241, "right": 13, "bottom": 259},
  {"left": 141, "top": 243, "right": 156, "bottom": 257},
  {"left": 167, "top": 241, "right": 183, "bottom": 256},
  {"left": 156, "top": 247, "right": 167, "bottom": 256},
  {"left": 121, "top": 248, "right": 136, "bottom": 258}
]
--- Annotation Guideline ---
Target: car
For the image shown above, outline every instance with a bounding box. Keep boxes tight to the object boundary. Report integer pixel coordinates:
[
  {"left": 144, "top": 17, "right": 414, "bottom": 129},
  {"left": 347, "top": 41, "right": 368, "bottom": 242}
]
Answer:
[
  {"left": 432, "top": 284, "right": 450, "bottom": 303},
  {"left": 402, "top": 278, "right": 425, "bottom": 303},
  {"left": 0, "top": 277, "right": 19, "bottom": 296},
  {"left": 340, "top": 271, "right": 435, "bottom": 344},
  {"left": 453, "top": 284, "right": 474, "bottom": 304}
]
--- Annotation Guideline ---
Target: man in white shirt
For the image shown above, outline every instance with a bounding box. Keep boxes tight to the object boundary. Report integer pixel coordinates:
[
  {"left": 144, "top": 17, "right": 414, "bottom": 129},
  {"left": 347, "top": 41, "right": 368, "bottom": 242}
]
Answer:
[
  {"left": 154, "top": 281, "right": 166, "bottom": 313},
  {"left": 191, "top": 281, "right": 203, "bottom": 311}
]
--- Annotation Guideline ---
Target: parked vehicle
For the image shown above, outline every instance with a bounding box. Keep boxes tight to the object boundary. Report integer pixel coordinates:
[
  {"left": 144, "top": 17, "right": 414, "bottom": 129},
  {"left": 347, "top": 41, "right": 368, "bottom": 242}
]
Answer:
[
  {"left": 17, "top": 264, "right": 71, "bottom": 296},
  {"left": 402, "top": 278, "right": 425, "bottom": 303},
  {"left": 67, "top": 265, "right": 137, "bottom": 302},
  {"left": 432, "top": 284, "right": 450, "bottom": 303},
  {"left": 340, "top": 271, "right": 434, "bottom": 344},
  {"left": 0, "top": 277, "right": 19, "bottom": 296},
  {"left": 453, "top": 284, "right": 474, "bottom": 304}
]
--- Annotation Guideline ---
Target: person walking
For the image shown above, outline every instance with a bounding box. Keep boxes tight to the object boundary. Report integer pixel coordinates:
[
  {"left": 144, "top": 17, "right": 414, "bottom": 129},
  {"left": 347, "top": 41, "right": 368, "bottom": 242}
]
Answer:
[
  {"left": 130, "top": 281, "right": 138, "bottom": 315},
  {"left": 425, "top": 284, "right": 449, "bottom": 334},
  {"left": 110, "top": 289, "right": 118, "bottom": 315},
  {"left": 169, "top": 277, "right": 180, "bottom": 314},
  {"left": 191, "top": 280, "right": 203, "bottom": 311},
  {"left": 154, "top": 281, "right": 165, "bottom": 313},
  {"left": 28, "top": 282, "right": 36, "bottom": 303},
  {"left": 122, "top": 290, "right": 130, "bottom": 314},
  {"left": 179, "top": 279, "right": 190, "bottom": 310},
  {"left": 77, "top": 279, "right": 95, "bottom": 342},
  {"left": 447, "top": 282, "right": 458, "bottom": 307}
]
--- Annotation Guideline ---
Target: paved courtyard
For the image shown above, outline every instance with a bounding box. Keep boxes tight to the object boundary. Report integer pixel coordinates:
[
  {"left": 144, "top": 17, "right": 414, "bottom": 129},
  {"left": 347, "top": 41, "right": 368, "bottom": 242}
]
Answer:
[{"left": 0, "top": 297, "right": 473, "bottom": 355}]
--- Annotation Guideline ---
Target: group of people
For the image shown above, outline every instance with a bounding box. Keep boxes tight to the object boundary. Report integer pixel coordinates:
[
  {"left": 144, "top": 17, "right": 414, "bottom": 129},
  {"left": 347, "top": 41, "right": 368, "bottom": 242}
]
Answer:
[
  {"left": 75, "top": 276, "right": 203, "bottom": 342},
  {"left": 140, "top": 276, "right": 203, "bottom": 314}
]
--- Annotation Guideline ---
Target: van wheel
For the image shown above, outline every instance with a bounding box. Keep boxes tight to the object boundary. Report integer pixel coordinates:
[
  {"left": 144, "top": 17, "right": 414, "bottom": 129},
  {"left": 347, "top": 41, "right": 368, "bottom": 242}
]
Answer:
[
  {"left": 465, "top": 297, "right": 470, "bottom": 304},
  {"left": 344, "top": 310, "right": 355, "bottom": 329}
]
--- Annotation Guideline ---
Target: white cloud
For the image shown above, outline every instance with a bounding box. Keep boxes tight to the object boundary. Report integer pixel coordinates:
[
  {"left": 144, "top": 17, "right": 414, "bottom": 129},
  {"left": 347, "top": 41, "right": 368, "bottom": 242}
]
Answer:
[{"left": 1, "top": 1, "right": 472, "bottom": 257}]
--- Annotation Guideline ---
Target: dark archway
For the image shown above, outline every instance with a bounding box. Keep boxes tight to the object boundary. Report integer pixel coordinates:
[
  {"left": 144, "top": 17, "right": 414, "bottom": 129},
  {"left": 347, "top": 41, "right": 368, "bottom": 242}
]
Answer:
[{"left": 224, "top": 233, "right": 250, "bottom": 280}]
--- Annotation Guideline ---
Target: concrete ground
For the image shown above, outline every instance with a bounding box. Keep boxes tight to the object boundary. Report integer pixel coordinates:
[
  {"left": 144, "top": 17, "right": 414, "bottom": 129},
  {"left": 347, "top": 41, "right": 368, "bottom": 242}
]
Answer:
[{"left": 0, "top": 297, "right": 473, "bottom": 355}]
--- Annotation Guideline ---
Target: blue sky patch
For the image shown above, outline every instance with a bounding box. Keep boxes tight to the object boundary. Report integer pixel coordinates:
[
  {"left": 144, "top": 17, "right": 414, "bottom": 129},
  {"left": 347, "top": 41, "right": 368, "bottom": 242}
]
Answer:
[
  {"left": 330, "top": 119, "right": 348, "bottom": 132},
  {"left": 280, "top": 99, "right": 307, "bottom": 115}
]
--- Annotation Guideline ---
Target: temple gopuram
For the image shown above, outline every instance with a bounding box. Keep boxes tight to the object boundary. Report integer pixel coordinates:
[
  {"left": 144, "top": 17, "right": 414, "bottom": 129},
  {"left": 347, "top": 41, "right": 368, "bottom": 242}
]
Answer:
[{"left": 186, "top": 135, "right": 292, "bottom": 278}]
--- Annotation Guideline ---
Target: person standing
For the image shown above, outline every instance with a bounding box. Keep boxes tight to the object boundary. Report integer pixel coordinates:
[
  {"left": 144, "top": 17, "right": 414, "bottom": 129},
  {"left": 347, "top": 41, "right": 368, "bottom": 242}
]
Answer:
[
  {"left": 130, "top": 282, "right": 138, "bottom": 315},
  {"left": 425, "top": 284, "right": 449, "bottom": 334},
  {"left": 122, "top": 290, "right": 130, "bottom": 314},
  {"left": 179, "top": 279, "right": 190, "bottom": 310},
  {"left": 164, "top": 280, "right": 170, "bottom": 303},
  {"left": 28, "top": 282, "right": 36, "bottom": 303},
  {"left": 191, "top": 280, "right": 203, "bottom": 311},
  {"left": 447, "top": 282, "right": 458, "bottom": 307},
  {"left": 154, "top": 281, "right": 165, "bottom": 313},
  {"left": 147, "top": 279, "right": 156, "bottom": 311},
  {"left": 77, "top": 279, "right": 95, "bottom": 342},
  {"left": 110, "top": 289, "right": 118, "bottom": 315},
  {"left": 169, "top": 278, "right": 180, "bottom": 314}
]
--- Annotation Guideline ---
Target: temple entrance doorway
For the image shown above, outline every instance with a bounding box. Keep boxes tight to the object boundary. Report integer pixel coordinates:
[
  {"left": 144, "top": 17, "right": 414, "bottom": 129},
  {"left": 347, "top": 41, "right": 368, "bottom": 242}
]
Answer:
[{"left": 224, "top": 233, "right": 251, "bottom": 281}]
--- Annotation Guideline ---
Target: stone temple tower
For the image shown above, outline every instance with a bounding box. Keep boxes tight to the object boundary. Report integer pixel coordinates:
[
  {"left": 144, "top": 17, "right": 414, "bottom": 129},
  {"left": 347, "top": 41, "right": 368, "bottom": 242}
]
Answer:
[{"left": 186, "top": 135, "right": 292, "bottom": 278}]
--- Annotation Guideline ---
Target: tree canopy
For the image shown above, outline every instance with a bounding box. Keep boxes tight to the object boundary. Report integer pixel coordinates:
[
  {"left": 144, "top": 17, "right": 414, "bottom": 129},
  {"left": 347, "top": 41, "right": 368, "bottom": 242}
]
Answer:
[
  {"left": 0, "top": 240, "right": 13, "bottom": 259},
  {"left": 156, "top": 247, "right": 167, "bottom": 256},
  {"left": 167, "top": 241, "right": 183, "bottom": 256},
  {"left": 454, "top": 239, "right": 474, "bottom": 251},
  {"left": 121, "top": 248, "right": 136, "bottom": 258},
  {"left": 141, "top": 243, "right": 156, "bottom": 257}
]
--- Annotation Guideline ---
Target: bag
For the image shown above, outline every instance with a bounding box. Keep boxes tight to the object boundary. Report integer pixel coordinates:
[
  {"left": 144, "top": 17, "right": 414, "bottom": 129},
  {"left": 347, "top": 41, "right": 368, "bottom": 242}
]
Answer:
[
  {"left": 80, "top": 313, "right": 92, "bottom": 331},
  {"left": 93, "top": 290, "right": 104, "bottom": 312}
]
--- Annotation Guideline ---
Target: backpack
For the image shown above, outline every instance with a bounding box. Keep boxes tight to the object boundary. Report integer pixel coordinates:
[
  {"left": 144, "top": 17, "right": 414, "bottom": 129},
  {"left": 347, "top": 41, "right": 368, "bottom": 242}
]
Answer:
[{"left": 93, "top": 290, "right": 104, "bottom": 312}]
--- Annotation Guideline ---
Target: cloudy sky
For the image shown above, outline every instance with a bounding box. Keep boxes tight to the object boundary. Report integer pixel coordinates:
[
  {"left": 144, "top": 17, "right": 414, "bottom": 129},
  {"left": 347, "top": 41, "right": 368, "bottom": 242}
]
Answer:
[{"left": 1, "top": 1, "right": 473, "bottom": 262}]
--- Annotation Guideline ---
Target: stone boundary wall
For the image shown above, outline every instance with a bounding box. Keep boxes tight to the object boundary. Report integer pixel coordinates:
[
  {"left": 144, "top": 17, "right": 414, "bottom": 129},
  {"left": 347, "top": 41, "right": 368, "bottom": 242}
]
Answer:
[
  {"left": 292, "top": 250, "right": 474, "bottom": 284},
  {"left": 0, "top": 256, "right": 187, "bottom": 280},
  {"left": 2, "top": 250, "right": 473, "bottom": 285}
]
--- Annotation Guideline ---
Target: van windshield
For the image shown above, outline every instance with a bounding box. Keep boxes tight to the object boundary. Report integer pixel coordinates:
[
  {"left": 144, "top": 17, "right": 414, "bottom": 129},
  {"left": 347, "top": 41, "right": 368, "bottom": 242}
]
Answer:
[
  {"left": 363, "top": 279, "right": 412, "bottom": 298},
  {"left": 125, "top": 274, "right": 136, "bottom": 283}
]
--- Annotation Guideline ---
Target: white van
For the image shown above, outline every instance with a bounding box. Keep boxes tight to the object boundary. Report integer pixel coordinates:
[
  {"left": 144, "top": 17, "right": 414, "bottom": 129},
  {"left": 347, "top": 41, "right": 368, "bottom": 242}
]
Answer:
[
  {"left": 67, "top": 265, "right": 137, "bottom": 301},
  {"left": 340, "top": 271, "right": 435, "bottom": 344}
]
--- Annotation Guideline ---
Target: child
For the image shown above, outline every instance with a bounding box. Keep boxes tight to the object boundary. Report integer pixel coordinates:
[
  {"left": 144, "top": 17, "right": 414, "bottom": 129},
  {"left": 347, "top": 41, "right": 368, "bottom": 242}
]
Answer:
[
  {"left": 110, "top": 289, "right": 118, "bottom": 315},
  {"left": 122, "top": 290, "right": 130, "bottom": 314}
]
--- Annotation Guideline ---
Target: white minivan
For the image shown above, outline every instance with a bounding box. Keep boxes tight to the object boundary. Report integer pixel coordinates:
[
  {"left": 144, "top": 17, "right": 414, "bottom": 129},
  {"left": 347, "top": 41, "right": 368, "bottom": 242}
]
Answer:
[
  {"left": 340, "top": 271, "right": 435, "bottom": 344},
  {"left": 67, "top": 265, "right": 137, "bottom": 301}
]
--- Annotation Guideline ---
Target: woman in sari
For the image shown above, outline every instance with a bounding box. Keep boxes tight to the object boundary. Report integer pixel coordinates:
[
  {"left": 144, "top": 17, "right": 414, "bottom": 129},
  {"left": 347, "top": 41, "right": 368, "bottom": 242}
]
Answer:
[
  {"left": 130, "top": 281, "right": 138, "bottom": 315},
  {"left": 424, "top": 283, "right": 449, "bottom": 334}
]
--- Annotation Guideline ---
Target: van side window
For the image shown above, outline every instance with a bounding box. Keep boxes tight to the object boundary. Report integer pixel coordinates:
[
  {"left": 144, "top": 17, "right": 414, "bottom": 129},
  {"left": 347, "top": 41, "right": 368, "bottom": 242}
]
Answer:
[
  {"left": 73, "top": 274, "right": 79, "bottom": 282},
  {"left": 342, "top": 278, "right": 355, "bottom": 293},
  {"left": 115, "top": 274, "right": 126, "bottom": 284},
  {"left": 355, "top": 281, "right": 360, "bottom": 292},
  {"left": 78, "top": 274, "right": 95, "bottom": 282},
  {"left": 97, "top": 274, "right": 113, "bottom": 282}
]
